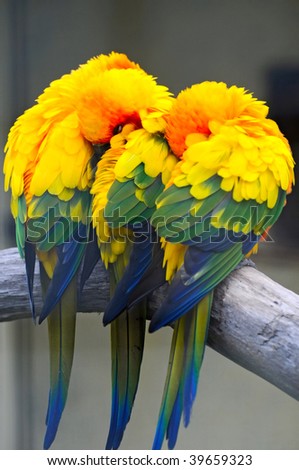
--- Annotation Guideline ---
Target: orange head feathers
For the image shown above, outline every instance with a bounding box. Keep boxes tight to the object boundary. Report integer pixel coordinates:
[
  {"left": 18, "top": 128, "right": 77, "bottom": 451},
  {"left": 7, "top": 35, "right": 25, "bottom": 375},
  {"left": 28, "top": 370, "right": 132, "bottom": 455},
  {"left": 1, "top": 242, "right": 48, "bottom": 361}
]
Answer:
[
  {"left": 77, "top": 67, "right": 172, "bottom": 143},
  {"left": 165, "top": 81, "right": 294, "bottom": 209},
  {"left": 166, "top": 81, "right": 269, "bottom": 157},
  {"left": 4, "top": 52, "right": 173, "bottom": 201}
]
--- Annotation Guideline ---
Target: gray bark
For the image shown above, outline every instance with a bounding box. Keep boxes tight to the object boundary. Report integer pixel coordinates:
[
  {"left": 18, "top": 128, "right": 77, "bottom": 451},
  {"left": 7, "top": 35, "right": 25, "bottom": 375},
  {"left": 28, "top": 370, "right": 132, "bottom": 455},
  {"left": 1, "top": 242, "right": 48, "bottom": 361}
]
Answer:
[{"left": 0, "top": 247, "right": 298, "bottom": 400}]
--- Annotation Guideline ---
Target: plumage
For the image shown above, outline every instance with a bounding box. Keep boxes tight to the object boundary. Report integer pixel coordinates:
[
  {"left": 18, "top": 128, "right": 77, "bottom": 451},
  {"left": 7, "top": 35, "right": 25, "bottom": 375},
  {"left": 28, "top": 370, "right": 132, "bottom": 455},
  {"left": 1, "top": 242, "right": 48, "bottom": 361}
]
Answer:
[
  {"left": 40, "top": 265, "right": 77, "bottom": 449},
  {"left": 24, "top": 240, "right": 36, "bottom": 320},
  {"left": 105, "top": 260, "right": 147, "bottom": 450},
  {"left": 4, "top": 51, "right": 172, "bottom": 449},
  {"left": 147, "top": 82, "right": 294, "bottom": 447},
  {"left": 89, "top": 72, "right": 175, "bottom": 449},
  {"left": 152, "top": 293, "right": 212, "bottom": 449},
  {"left": 104, "top": 80, "right": 294, "bottom": 449},
  {"left": 102, "top": 129, "right": 178, "bottom": 326},
  {"left": 4, "top": 54, "right": 295, "bottom": 451}
]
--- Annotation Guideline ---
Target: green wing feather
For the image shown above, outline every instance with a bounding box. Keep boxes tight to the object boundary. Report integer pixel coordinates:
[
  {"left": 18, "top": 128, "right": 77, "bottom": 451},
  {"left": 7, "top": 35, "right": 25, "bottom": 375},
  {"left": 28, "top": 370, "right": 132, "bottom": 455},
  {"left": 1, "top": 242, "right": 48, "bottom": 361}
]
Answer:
[
  {"left": 105, "top": 164, "right": 165, "bottom": 229},
  {"left": 153, "top": 175, "right": 287, "bottom": 244}
]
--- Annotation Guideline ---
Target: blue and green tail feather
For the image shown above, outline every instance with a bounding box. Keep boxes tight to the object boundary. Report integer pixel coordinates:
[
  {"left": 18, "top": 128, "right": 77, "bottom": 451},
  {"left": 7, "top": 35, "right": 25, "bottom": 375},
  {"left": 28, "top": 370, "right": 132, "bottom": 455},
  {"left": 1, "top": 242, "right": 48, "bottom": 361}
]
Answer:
[
  {"left": 106, "top": 302, "right": 146, "bottom": 449},
  {"left": 152, "top": 293, "right": 212, "bottom": 450},
  {"left": 105, "top": 257, "right": 147, "bottom": 449},
  {"left": 40, "top": 263, "right": 77, "bottom": 450}
]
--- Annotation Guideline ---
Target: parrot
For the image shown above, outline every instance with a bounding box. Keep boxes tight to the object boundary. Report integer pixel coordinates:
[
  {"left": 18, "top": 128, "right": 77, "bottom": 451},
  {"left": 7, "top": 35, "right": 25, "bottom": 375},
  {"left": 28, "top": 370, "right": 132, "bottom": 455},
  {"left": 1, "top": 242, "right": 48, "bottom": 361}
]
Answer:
[
  {"left": 90, "top": 85, "right": 175, "bottom": 448},
  {"left": 3, "top": 51, "right": 173, "bottom": 449},
  {"left": 102, "top": 81, "right": 295, "bottom": 449}
]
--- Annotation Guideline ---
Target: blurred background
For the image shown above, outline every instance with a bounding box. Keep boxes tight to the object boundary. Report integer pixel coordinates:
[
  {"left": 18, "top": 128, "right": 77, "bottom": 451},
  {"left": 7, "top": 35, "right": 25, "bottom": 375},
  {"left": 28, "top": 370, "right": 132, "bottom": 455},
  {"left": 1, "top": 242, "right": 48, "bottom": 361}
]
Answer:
[{"left": 0, "top": 0, "right": 299, "bottom": 450}]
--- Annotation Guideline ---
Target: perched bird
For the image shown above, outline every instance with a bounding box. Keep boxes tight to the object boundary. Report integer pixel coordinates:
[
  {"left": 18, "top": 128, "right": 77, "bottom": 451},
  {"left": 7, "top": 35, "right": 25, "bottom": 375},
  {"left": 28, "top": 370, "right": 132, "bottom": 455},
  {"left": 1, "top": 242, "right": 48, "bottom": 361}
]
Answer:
[
  {"left": 103, "top": 81, "right": 295, "bottom": 449},
  {"left": 90, "top": 81, "right": 175, "bottom": 448},
  {"left": 3, "top": 51, "right": 165, "bottom": 449}
]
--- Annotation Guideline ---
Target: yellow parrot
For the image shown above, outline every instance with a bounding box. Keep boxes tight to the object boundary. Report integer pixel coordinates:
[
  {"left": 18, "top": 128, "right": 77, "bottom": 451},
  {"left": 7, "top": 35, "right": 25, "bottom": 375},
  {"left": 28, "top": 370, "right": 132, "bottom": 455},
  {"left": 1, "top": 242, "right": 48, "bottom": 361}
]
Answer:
[
  {"left": 90, "top": 78, "right": 175, "bottom": 448},
  {"left": 3, "top": 51, "right": 172, "bottom": 448}
]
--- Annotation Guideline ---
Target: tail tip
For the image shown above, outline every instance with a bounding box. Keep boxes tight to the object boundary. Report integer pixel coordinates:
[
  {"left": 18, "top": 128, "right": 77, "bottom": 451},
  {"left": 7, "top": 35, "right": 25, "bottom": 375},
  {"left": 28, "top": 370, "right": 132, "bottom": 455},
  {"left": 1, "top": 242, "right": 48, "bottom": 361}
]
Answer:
[
  {"left": 148, "top": 317, "right": 163, "bottom": 333},
  {"left": 43, "top": 430, "right": 55, "bottom": 450}
]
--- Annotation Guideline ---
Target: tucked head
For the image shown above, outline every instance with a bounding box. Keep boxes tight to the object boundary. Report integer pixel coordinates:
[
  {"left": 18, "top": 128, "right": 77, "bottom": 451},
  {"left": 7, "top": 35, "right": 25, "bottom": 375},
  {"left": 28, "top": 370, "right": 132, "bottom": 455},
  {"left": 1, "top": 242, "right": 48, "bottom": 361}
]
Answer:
[
  {"left": 18, "top": 50, "right": 172, "bottom": 146},
  {"left": 166, "top": 81, "right": 269, "bottom": 157},
  {"left": 165, "top": 81, "right": 294, "bottom": 209},
  {"left": 77, "top": 67, "right": 172, "bottom": 143}
]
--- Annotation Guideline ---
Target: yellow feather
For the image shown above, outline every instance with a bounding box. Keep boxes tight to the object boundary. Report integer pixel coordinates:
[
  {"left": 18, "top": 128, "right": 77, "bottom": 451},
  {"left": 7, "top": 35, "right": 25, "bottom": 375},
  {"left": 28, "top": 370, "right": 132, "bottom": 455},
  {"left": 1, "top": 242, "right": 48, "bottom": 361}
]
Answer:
[
  {"left": 11, "top": 173, "right": 24, "bottom": 198},
  {"left": 232, "top": 180, "right": 243, "bottom": 202},
  {"left": 267, "top": 184, "right": 279, "bottom": 209},
  {"left": 190, "top": 183, "right": 214, "bottom": 200},
  {"left": 115, "top": 150, "right": 141, "bottom": 178},
  {"left": 161, "top": 153, "right": 177, "bottom": 186},
  {"left": 161, "top": 239, "right": 186, "bottom": 282},
  {"left": 48, "top": 175, "right": 65, "bottom": 196},
  {"left": 220, "top": 176, "right": 235, "bottom": 192},
  {"left": 173, "top": 174, "right": 188, "bottom": 187},
  {"left": 36, "top": 249, "right": 58, "bottom": 279},
  {"left": 244, "top": 180, "right": 260, "bottom": 200},
  {"left": 274, "top": 157, "right": 293, "bottom": 191},
  {"left": 58, "top": 187, "right": 75, "bottom": 202},
  {"left": 63, "top": 133, "right": 87, "bottom": 155},
  {"left": 10, "top": 197, "right": 19, "bottom": 218},
  {"left": 187, "top": 165, "right": 215, "bottom": 185}
]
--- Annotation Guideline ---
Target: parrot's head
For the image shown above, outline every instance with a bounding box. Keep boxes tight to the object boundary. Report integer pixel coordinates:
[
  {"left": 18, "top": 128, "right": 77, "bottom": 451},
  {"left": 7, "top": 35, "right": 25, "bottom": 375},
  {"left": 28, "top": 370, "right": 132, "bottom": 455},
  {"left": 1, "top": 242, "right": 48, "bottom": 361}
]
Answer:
[
  {"left": 165, "top": 81, "right": 295, "bottom": 208},
  {"left": 85, "top": 51, "right": 142, "bottom": 73},
  {"left": 77, "top": 68, "right": 173, "bottom": 144},
  {"left": 70, "top": 51, "right": 143, "bottom": 85},
  {"left": 165, "top": 81, "right": 270, "bottom": 157}
]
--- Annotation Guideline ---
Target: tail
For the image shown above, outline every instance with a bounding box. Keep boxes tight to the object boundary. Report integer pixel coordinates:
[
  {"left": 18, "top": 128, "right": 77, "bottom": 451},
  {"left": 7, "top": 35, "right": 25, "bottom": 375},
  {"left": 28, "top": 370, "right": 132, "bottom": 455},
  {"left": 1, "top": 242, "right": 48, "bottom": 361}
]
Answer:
[
  {"left": 106, "top": 303, "right": 146, "bottom": 449},
  {"left": 40, "top": 264, "right": 77, "bottom": 449},
  {"left": 24, "top": 240, "right": 37, "bottom": 321},
  {"left": 152, "top": 292, "right": 213, "bottom": 450},
  {"left": 105, "top": 260, "right": 146, "bottom": 449}
]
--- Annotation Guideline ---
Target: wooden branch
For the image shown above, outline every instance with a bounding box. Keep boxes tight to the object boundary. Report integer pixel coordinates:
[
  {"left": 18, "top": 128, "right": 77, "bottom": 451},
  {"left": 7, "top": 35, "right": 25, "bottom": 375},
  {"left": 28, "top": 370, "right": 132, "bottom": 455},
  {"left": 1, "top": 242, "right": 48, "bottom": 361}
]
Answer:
[{"left": 1, "top": 247, "right": 299, "bottom": 401}]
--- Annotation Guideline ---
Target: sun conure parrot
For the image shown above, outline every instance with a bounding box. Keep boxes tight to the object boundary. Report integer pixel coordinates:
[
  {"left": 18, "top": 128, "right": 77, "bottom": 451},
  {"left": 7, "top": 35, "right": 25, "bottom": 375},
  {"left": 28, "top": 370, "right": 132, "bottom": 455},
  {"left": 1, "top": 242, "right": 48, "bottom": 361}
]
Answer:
[
  {"left": 3, "top": 51, "right": 165, "bottom": 449},
  {"left": 90, "top": 79, "right": 176, "bottom": 448},
  {"left": 102, "top": 81, "right": 295, "bottom": 449}
]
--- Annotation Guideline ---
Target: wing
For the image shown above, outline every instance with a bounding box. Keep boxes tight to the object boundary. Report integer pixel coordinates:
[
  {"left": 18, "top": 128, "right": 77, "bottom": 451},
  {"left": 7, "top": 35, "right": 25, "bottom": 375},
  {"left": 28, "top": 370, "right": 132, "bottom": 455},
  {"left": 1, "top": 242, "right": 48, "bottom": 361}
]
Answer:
[
  {"left": 102, "top": 128, "right": 177, "bottom": 324},
  {"left": 149, "top": 124, "right": 292, "bottom": 330},
  {"left": 4, "top": 108, "right": 95, "bottom": 450},
  {"left": 104, "top": 128, "right": 176, "bottom": 228},
  {"left": 4, "top": 110, "right": 94, "bottom": 316}
]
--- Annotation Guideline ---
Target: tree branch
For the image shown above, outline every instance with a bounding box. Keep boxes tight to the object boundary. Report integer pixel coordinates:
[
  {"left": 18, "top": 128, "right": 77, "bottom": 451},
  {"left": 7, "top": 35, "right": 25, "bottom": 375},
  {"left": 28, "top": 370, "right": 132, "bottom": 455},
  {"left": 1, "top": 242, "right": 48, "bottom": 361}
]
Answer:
[{"left": 1, "top": 247, "right": 299, "bottom": 400}]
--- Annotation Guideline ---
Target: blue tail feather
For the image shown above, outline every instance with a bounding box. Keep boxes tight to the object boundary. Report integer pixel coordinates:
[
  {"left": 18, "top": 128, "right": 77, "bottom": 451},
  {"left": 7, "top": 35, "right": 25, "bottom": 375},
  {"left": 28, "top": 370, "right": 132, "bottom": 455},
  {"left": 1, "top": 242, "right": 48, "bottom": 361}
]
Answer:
[
  {"left": 152, "top": 320, "right": 185, "bottom": 450},
  {"left": 42, "top": 270, "right": 77, "bottom": 450},
  {"left": 24, "top": 240, "right": 36, "bottom": 322},
  {"left": 35, "top": 196, "right": 90, "bottom": 446},
  {"left": 166, "top": 386, "right": 183, "bottom": 450},
  {"left": 105, "top": 307, "right": 146, "bottom": 449},
  {"left": 80, "top": 228, "right": 100, "bottom": 291},
  {"left": 105, "top": 262, "right": 147, "bottom": 450},
  {"left": 152, "top": 295, "right": 212, "bottom": 449}
]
